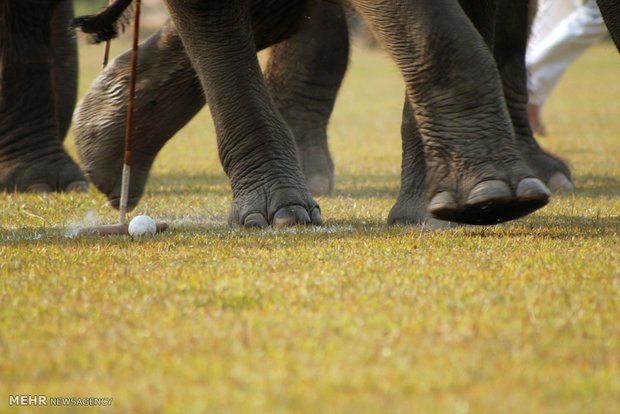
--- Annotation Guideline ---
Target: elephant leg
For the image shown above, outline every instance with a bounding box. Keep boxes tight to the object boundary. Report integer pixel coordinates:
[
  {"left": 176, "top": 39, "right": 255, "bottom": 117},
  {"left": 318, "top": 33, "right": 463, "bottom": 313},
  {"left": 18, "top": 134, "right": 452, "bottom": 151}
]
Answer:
[
  {"left": 0, "top": 0, "right": 86, "bottom": 193},
  {"left": 74, "top": 21, "right": 206, "bottom": 208},
  {"left": 52, "top": 0, "right": 78, "bottom": 141},
  {"left": 265, "top": 1, "right": 349, "bottom": 196},
  {"left": 75, "top": 0, "right": 323, "bottom": 210},
  {"left": 388, "top": 0, "right": 500, "bottom": 226},
  {"left": 494, "top": 0, "right": 574, "bottom": 192},
  {"left": 458, "top": 0, "right": 498, "bottom": 45},
  {"left": 387, "top": 97, "right": 433, "bottom": 226},
  {"left": 351, "top": 0, "right": 549, "bottom": 225},
  {"left": 163, "top": 0, "right": 319, "bottom": 227},
  {"left": 596, "top": 0, "right": 620, "bottom": 52}
]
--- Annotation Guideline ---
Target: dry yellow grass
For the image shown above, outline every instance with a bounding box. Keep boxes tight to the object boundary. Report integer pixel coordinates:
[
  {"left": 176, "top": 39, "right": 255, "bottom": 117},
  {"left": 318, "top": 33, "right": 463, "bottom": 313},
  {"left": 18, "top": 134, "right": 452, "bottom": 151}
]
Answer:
[{"left": 0, "top": 34, "right": 618, "bottom": 413}]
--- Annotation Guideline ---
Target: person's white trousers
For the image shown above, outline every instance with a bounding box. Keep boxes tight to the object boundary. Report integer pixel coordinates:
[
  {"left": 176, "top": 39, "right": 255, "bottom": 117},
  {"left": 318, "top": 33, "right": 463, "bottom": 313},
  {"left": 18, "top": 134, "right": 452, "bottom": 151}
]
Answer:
[{"left": 527, "top": 0, "right": 607, "bottom": 106}]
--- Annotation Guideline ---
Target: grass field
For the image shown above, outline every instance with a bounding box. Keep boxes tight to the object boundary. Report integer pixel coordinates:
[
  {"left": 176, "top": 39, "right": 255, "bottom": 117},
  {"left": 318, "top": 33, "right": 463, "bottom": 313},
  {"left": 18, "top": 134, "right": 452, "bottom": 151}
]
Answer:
[{"left": 1, "top": 34, "right": 618, "bottom": 413}]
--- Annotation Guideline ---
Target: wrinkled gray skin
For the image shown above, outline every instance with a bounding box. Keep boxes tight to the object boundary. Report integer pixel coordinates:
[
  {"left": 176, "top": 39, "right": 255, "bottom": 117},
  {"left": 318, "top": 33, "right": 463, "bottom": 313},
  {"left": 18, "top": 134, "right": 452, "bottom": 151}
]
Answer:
[
  {"left": 74, "top": 0, "right": 562, "bottom": 226},
  {"left": 0, "top": 0, "right": 87, "bottom": 192},
  {"left": 76, "top": 1, "right": 347, "bottom": 208},
  {"left": 77, "top": 0, "right": 574, "bottom": 226},
  {"left": 597, "top": 0, "right": 620, "bottom": 51},
  {"left": 76, "top": 1, "right": 345, "bottom": 227},
  {"left": 1, "top": 0, "right": 615, "bottom": 213}
]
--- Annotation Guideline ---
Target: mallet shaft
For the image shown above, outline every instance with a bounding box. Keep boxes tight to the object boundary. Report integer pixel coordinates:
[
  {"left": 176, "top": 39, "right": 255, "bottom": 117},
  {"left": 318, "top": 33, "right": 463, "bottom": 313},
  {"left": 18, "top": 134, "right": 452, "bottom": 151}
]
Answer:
[{"left": 119, "top": 0, "right": 142, "bottom": 225}]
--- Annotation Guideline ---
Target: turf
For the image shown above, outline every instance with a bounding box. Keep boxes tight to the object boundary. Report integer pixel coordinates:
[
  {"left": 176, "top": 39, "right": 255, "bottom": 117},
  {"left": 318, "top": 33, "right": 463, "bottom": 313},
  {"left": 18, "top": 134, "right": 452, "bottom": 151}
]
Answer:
[{"left": 0, "top": 36, "right": 618, "bottom": 413}]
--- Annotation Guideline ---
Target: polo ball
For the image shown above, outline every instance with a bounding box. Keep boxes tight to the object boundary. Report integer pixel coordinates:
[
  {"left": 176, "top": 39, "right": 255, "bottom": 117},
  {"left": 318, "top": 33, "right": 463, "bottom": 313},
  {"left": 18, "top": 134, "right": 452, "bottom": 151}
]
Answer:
[{"left": 128, "top": 215, "right": 157, "bottom": 236}]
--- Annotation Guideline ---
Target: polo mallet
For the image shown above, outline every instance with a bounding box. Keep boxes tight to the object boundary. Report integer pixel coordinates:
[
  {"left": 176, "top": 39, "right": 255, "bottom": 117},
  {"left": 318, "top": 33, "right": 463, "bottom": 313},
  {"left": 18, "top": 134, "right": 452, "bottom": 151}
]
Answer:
[
  {"left": 101, "top": 0, "right": 113, "bottom": 69},
  {"left": 78, "top": 0, "right": 167, "bottom": 236}
]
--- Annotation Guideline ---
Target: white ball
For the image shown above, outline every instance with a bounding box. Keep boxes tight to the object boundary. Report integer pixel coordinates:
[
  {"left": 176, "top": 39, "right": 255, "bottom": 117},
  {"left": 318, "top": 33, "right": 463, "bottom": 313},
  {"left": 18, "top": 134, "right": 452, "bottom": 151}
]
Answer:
[{"left": 128, "top": 215, "right": 157, "bottom": 237}]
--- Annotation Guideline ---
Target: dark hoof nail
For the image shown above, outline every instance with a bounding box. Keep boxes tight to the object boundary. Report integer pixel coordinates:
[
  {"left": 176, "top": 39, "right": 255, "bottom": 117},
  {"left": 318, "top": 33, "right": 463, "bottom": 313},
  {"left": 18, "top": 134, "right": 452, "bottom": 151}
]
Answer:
[
  {"left": 244, "top": 213, "right": 268, "bottom": 228},
  {"left": 516, "top": 178, "right": 550, "bottom": 202},
  {"left": 307, "top": 176, "right": 331, "bottom": 196},
  {"left": 66, "top": 181, "right": 89, "bottom": 193},
  {"left": 430, "top": 180, "right": 544, "bottom": 225},
  {"left": 547, "top": 173, "right": 575, "bottom": 193},
  {"left": 311, "top": 207, "right": 322, "bottom": 225},
  {"left": 466, "top": 180, "right": 511, "bottom": 206},
  {"left": 27, "top": 183, "right": 54, "bottom": 193},
  {"left": 428, "top": 192, "right": 458, "bottom": 214},
  {"left": 273, "top": 206, "right": 310, "bottom": 226}
]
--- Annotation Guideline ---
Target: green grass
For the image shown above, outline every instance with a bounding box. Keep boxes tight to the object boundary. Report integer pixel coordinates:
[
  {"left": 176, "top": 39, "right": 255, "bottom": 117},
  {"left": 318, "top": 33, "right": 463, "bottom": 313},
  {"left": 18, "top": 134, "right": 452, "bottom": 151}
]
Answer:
[
  {"left": 74, "top": 0, "right": 109, "bottom": 17},
  {"left": 1, "top": 38, "right": 618, "bottom": 413}
]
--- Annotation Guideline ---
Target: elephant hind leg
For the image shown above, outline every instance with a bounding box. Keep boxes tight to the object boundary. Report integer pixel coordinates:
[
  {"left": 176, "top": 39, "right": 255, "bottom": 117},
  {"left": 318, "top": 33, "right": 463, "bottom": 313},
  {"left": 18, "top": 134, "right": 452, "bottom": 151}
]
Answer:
[
  {"left": 265, "top": 2, "right": 349, "bottom": 196},
  {"left": 387, "top": 97, "right": 430, "bottom": 226},
  {"left": 493, "top": 0, "right": 574, "bottom": 192},
  {"left": 74, "top": 22, "right": 205, "bottom": 210},
  {"left": 0, "top": 0, "right": 86, "bottom": 193}
]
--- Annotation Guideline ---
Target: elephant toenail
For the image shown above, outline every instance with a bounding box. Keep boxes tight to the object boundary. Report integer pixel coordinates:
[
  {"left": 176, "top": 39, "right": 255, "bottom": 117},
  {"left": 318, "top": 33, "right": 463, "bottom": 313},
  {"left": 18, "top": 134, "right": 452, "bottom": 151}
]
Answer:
[
  {"left": 244, "top": 213, "right": 268, "bottom": 228},
  {"left": 428, "top": 192, "right": 458, "bottom": 213},
  {"left": 310, "top": 207, "right": 322, "bottom": 225},
  {"left": 516, "top": 178, "right": 550, "bottom": 202},
  {"left": 466, "top": 180, "right": 511, "bottom": 206},
  {"left": 273, "top": 206, "right": 310, "bottom": 226},
  {"left": 547, "top": 173, "right": 575, "bottom": 193}
]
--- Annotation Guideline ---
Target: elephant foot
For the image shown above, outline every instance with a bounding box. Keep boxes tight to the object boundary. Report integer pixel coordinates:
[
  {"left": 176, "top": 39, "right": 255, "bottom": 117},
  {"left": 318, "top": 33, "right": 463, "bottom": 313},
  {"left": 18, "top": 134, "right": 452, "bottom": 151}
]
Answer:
[
  {"left": 418, "top": 131, "right": 552, "bottom": 225},
  {"left": 77, "top": 144, "right": 154, "bottom": 211},
  {"left": 227, "top": 180, "right": 322, "bottom": 228},
  {"left": 296, "top": 142, "right": 335, "bottom": 196},
  {"left": 387, "top": 196, "right": 454, "bottom": 228},
  {"left": 427, "top": 178, "right": 550, "bottom": 225},
  {"left": 0, "top": 145, "right": 87, "bottom": 193},
  {"left": 74, "top": 102, "right": 155, "bottom": 210},
  {"left": 548, "top": 172, "right": 575, "bottom": 192},
  {"left": 521, "top": 146, "right": 574, "bottom": 192},
  {"left": 73, "top": 23, "right": 206, "bottom": 210},
  {"left": 73, "top": 71, "right": 154, "bottom": 210}
]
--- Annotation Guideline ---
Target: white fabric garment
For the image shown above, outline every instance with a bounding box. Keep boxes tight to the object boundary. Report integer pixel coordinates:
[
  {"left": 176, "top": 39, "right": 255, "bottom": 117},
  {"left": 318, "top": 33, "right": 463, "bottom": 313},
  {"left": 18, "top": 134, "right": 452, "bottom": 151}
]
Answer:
[{"left": 526, "top": 0, "right": 607, "bottom": 106}]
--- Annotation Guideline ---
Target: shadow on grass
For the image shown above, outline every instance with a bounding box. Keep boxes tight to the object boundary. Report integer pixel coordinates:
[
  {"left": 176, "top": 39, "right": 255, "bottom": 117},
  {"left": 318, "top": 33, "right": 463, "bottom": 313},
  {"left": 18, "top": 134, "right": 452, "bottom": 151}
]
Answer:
[
  {"left": 330, "top": 171, "right": 400, "bottom": 199},
  {"left": 573, "top": 174, "right": 620, "bottom": 198},
  {"left": 458, "top": 214, "right": 619, "bottom": 239},
  {"left": 2, "top": 212, "right": 616, "bottom": 248},
  {"left": 146, "top": 171, "right": 400, "bottom": 200},
  {"left": 147, "top": 172, "right": 230, "bottom": 197}
]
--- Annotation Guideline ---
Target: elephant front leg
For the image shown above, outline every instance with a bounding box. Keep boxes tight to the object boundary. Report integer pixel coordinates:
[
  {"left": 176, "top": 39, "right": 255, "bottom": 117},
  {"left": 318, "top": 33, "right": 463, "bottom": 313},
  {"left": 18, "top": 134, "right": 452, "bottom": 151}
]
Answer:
[
  {"left": 164, "top": 0, "right": 320, "bottom": 227},
  {"left": 0, "top": 0, "right": 86, "bottom": 193},
  {"left": 352, "top": 0, "right": 550, "bottom": 225}
]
